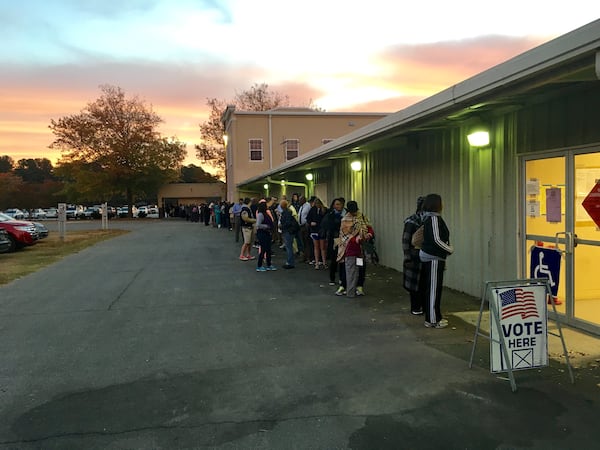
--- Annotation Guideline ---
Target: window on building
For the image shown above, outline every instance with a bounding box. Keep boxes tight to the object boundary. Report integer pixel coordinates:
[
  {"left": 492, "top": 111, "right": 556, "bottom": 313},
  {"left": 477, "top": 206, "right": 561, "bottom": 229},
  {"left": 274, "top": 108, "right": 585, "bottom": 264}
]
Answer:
[
  {"left": 285, "top": 139, "right": 299, "bottom": 161},
  {"left": 249, "top": 139, "right": 263, "bottom": 161},
  {"left": 322, "top": 138, "right": 334, "bottom": 145}
]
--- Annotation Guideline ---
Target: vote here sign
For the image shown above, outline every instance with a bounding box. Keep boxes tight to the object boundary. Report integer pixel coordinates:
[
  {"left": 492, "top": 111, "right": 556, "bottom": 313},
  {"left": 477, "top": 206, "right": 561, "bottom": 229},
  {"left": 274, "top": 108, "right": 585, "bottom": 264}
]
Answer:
[{"left": 489, "top": 284, "right": 548, "bottom": 373}]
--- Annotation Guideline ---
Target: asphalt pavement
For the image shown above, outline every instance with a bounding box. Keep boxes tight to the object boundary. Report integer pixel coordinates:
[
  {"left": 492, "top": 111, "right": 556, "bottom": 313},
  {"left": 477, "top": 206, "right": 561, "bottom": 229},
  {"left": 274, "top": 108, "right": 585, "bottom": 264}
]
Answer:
[{"left": 0, "top": 219, "right": 599, "bottom": 449}]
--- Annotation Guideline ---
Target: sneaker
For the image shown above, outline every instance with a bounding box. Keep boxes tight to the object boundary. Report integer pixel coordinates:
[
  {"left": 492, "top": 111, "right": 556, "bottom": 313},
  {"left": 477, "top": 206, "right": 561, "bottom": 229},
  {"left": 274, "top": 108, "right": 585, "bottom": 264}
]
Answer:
[
  {"left": 328, "top": 281, "right": 336, "bottom": 286},
  {"left": 256, "top": 267, "right": 267, "bottom": 272},
  {"left": 314, "top": 263, "right": 321, "bottom": 270},
  {"left": 239, "top": 256, "right": 249, "bottom": 261},
  {"left": 266, "top": 265, "right": 277, "bottom": 271},
  {"left": 335, "top": 287, "right": 346, "bottom": 296},
  {"left": 308, "top": 260, "right": 315, "bottom": 265},
  {"left": 247, "top": 256, "right": 256, "bottom": 260},
  {"left": 424, "top": 320, "right": 448, "bottom": 329},
  {"left": 411, "top": 309, "right": 424, "bottom": 315},
  {"left": 356, "top": 287, "right": 365, "bottom": 296}
]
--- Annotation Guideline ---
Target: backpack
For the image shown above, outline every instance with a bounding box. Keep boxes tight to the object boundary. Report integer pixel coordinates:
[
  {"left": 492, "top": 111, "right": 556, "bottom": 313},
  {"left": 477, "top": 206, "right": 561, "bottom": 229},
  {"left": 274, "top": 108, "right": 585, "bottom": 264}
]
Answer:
[{"left": 411, "top": 225, "right": 424, "bottom": 249}]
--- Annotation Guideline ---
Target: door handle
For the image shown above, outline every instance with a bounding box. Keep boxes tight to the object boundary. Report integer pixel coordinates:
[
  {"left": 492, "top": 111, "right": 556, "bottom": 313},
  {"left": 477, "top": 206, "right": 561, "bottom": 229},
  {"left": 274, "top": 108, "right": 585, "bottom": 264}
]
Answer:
[{"left": 554, "top": 232, "right": 574, "bottom": 255}]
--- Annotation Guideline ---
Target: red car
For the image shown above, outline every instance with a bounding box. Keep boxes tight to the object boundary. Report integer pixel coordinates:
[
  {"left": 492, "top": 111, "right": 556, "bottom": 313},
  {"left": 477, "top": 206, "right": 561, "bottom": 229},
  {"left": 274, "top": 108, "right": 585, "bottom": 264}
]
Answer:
[{"left": 0, "top": 212, "right": 39, "bottom": 252}]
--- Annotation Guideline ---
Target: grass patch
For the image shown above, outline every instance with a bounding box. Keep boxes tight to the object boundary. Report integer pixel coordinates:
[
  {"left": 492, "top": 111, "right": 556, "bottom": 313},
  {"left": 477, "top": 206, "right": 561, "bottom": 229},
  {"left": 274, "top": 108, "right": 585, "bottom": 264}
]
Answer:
[{"left": 0, "top": 229, "right": 129, "bottom": 285}]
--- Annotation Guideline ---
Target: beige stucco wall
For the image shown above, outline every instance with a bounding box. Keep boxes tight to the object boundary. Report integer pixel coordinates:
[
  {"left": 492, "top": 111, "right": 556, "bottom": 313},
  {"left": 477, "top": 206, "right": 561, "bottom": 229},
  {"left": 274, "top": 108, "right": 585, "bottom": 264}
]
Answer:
[
  {"left": 158, "top": 182, "right": 226, "bottom": 206},
  {"left": 225, "top": 111, "right": 387, "bottom": 200}
]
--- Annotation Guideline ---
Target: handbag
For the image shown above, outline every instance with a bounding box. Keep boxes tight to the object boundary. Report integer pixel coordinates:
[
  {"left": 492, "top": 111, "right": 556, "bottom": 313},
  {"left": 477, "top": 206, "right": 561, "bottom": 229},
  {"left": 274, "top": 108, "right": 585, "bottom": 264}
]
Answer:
[{"left": 411, "top": 225, "right": 424, "bottom": 249}]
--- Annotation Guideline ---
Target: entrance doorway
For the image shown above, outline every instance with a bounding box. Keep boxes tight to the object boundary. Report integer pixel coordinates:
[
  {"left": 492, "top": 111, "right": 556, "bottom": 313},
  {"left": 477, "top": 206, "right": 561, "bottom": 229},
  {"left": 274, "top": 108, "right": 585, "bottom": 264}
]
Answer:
[{"left": 523, "top": 149, "right": 600, "bottom": 333}]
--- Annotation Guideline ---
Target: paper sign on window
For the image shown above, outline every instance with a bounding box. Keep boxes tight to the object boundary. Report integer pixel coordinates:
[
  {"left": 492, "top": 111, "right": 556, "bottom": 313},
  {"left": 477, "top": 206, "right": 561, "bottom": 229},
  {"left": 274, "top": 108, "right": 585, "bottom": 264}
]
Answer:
[{"left": 546, "top": 188, "right": 562, "bottom": 223}]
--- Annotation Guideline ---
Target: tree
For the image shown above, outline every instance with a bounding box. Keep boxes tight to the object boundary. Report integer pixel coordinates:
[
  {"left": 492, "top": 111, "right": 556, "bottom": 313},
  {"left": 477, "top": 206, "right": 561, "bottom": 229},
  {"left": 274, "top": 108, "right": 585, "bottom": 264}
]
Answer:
[
  {"left": 196, "top": 83, "right": 292, "bottom": 176},
  {"left": 14, "top": 158, "right": 54, "bottom": 182},
  {"left": 180, "top": 164, "right": 221, "bottom": 183},
  {"left": 0, "top": 172, "right": 23, "bottom": 209},
  {"left": 0, "top": 155, "right": 14, "bottom": 173},
  {"left": 49, "top": 85, "right": 186, "bottom": 215}
]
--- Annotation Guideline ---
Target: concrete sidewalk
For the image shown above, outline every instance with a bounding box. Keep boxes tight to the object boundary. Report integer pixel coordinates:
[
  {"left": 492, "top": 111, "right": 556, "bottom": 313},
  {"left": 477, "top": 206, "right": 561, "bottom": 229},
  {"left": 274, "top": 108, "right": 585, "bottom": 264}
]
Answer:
[{"left": 0, "top": 219, "right": 598, "bottom": 449}]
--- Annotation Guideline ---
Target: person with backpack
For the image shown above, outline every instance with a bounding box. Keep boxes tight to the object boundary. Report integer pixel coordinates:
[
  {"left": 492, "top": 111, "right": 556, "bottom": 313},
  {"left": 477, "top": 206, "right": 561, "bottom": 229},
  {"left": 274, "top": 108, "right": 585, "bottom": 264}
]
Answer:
[
  {"left": 279, "top": 199, "right": 300, "bottom": 269},
  {"left": 418, "top": 193, "right": 453, "bottom": 328},
  {"left": 255, "top": 201, "right": 277, "bottom": 272},
  {"left": 239, "top": 198, "right": 256, "bottom": 261}
]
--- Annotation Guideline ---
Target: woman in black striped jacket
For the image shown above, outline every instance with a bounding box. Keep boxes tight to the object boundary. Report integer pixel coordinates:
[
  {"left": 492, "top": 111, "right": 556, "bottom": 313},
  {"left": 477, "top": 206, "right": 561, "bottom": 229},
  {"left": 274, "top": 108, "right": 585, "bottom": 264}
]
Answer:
[{"left": 419, "top": 193, "right": 454, "bottom": 329}]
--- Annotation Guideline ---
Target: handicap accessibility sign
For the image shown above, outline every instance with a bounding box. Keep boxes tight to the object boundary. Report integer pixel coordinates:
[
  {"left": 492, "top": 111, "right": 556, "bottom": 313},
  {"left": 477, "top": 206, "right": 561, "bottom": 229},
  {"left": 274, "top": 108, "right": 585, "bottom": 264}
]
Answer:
[{"left": 530, "top": 246, "right": 561, "bottom": 297}]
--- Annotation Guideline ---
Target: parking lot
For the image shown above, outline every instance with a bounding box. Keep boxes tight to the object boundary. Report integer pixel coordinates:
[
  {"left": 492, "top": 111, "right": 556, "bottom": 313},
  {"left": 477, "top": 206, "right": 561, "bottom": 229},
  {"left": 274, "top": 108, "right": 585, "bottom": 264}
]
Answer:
[{"left": 1, "top": 219, "right": 599, "bottom": 449}]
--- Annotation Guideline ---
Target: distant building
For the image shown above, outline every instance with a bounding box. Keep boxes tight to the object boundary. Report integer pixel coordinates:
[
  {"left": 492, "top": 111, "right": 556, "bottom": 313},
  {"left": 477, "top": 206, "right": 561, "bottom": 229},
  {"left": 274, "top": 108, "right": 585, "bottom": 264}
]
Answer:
[
  {"left": 221, "top": 106, "right": 388, "bottom": 201},
  {"left": 158, "top": 182, "right": 226, "bottom": 212}
]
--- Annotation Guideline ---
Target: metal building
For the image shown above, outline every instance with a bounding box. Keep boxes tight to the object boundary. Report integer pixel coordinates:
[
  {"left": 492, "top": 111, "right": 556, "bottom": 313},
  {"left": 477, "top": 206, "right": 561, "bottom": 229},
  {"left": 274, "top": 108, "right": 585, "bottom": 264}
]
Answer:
[{"left": 238, "top": 19, "right": 600, "bottom": 335}]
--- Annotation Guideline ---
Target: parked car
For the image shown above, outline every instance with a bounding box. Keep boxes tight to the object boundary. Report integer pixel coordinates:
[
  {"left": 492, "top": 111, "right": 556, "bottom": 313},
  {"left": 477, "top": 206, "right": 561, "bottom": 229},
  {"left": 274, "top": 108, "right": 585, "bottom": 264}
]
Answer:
[
  {"left": 0, "top": 212, "right": 39, "bottom": 252},
  {"left": 137, "top": 206, "right": 149, "bottom": 218},
  {"left": 82, "top": 206, "right": 101, "bottom": 219},
  {"left": 117, "top": 206, "right": 137, "bottom": 218},
  {"left": 66, "top": 205, "right": 84, "bottom": 220},
  {"left": 0, "top": 228, "right": 11, "bottom": 254},
  {"left": 29, "top": 208, "right": 47, "bottom": 220},
  {"left": 3, "top": 208, "right": 25, "bottom": 220},
  {"left": 32, "top": 221, "right": 49, "bottom": 239},
  {"left": 45, "top": 207, "right": 58, "bottom": 219}
]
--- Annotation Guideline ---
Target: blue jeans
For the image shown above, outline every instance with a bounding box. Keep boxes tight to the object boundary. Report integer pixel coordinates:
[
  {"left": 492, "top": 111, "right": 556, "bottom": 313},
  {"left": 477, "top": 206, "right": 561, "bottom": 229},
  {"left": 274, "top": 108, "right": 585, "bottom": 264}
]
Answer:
[{"left": 283, "top": 231, "right": 295, "bottom": 267}]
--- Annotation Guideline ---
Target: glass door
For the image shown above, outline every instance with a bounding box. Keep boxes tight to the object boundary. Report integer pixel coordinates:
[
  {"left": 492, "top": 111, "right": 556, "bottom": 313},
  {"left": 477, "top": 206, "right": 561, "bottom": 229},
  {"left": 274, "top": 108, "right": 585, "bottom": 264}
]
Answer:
[
  {"left": 524, "top": 156, "right": 568, "bottom": 316},
  {"left": 573, "top": 152, "right": 600, "bottom": 327},
  {"left": 524, "top": 150, "right": 600, "bottom": 332}
]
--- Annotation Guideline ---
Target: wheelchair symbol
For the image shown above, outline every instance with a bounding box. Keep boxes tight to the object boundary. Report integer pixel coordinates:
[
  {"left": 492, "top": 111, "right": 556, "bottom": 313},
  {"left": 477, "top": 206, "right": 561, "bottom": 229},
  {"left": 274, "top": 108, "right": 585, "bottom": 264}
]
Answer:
[{"left": 533, "top": 251, "right": 556, "bottom": 287}]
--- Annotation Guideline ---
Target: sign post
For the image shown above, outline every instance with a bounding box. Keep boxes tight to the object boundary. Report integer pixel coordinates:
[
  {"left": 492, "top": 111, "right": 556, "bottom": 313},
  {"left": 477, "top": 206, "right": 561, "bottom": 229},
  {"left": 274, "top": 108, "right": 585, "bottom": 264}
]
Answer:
[
  {"left": 469, "top": 279, "right": 573, "bottom": 392},
  {"left": 57, "top": 203, "right": 66, "bottom": 241},
  {"left": 101, "top": 202, "right": 108, "bottom": 230}
]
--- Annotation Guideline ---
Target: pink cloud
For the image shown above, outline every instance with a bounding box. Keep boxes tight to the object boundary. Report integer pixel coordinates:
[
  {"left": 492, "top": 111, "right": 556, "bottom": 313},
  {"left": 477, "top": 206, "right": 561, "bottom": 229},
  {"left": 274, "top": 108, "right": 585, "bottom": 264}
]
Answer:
[{"left": 0, "top": 35, "right": 547, "bottom": 166}]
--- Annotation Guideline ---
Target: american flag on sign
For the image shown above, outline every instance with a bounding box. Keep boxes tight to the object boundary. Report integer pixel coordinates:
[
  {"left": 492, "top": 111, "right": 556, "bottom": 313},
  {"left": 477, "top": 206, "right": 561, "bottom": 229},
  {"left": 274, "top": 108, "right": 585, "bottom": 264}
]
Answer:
[{"left": 500, "top": 288, "right": 539, "bottom": 320}]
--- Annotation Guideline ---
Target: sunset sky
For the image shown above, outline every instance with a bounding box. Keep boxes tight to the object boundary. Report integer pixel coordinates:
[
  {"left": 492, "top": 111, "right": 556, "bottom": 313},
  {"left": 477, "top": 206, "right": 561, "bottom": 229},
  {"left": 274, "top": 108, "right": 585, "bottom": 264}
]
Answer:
[{"left": 1, "top": 1, "right": 598, "bottom": 167}]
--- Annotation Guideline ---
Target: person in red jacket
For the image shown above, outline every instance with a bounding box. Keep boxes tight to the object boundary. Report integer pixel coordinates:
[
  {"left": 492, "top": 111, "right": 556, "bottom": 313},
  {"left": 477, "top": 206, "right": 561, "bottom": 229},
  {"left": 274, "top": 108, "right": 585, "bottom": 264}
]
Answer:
[{"left": 336, "top": 201, "right": 374, "bottom": 298}]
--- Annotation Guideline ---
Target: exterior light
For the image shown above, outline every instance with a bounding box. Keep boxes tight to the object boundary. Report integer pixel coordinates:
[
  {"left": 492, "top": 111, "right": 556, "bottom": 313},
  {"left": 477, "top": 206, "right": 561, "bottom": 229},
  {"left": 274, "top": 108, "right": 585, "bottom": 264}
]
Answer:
[
  {"left": 467, "top": 130, "right": 490, "bottom": 147},
  {"left": 305, "top": 173, "right": 313, "bottom": 181},
  {"left": 281, "top": 180, "right": 285, "bottom": 185},
  {"left": 467, "top": 121, "right": 490, "bottom": 147},
  {"left": 223, "top": 134, "right": 228, "bottom": 146},
  {"left": 350, "top": 160, "right": 362, "bottom": 172},
  {"left": 263, "top": 184, "right": 269, "bottom": 189}
]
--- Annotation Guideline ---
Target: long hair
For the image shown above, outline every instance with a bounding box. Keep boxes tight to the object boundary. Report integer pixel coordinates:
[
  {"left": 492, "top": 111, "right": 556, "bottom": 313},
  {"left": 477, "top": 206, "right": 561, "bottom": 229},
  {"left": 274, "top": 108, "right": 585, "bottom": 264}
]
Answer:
[{"left": 314, "top": 198, "right": 325, "bottom": 212}]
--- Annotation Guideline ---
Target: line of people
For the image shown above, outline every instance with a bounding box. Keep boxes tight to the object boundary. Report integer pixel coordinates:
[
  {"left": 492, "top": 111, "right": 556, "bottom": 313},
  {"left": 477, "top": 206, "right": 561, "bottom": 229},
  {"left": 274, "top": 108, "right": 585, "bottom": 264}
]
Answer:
[
  {"left": 234, "top": 194, "right": 377, "bottom": 298},
  {"left": 169, "top": 201, "right": 235, "bottom": 229},
  {"left": 218, "top": 192, "right": 454, "bottom": 324}
]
